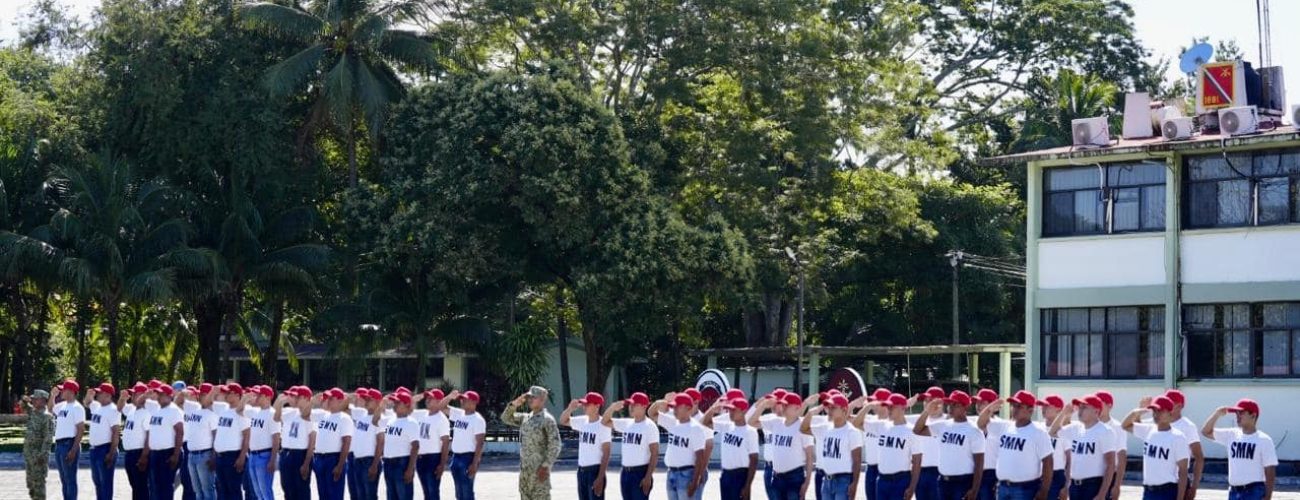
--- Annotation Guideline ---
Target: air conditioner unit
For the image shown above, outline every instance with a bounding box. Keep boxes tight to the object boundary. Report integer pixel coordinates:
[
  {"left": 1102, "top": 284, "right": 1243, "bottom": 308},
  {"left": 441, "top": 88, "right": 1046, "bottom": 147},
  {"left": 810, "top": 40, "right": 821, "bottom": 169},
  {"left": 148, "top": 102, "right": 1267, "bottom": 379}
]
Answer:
[
  {"left": 1218, "top": 106, "right": 1259, "bottom": 136},
  {"left": 1162, "top": 117, "right": 1195, "bottom": 140},
  {"left": 1292, "top": 104, "right": 1300, "bottom": 127},
  {"left": 1072, "top": 116, "right": 1110, "bottom": 147}
]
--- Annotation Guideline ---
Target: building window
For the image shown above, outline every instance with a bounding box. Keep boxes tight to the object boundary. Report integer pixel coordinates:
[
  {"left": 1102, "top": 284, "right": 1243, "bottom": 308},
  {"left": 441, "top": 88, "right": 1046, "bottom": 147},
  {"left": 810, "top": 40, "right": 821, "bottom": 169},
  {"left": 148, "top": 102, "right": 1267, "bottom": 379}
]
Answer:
[
  {"left": 1041, "top": 306, "right": 1164, "bottom": 379},
  {"left": 1043, "top": 163, "right": 1165, "bottom": 237},
  {"left": 1183, "top": 302, "right": 1300, "bottom": 378},
  {"left": 1184, "top": 149, "right": 1300, "bottom": 228}
]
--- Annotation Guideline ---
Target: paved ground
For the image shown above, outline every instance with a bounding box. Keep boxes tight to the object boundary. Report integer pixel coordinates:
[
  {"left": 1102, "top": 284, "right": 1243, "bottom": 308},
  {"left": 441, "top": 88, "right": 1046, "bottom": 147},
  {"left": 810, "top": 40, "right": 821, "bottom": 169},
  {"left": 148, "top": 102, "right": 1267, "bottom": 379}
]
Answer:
[{"left": 13, "top": 460, "right": 1300, "bottom": 499}]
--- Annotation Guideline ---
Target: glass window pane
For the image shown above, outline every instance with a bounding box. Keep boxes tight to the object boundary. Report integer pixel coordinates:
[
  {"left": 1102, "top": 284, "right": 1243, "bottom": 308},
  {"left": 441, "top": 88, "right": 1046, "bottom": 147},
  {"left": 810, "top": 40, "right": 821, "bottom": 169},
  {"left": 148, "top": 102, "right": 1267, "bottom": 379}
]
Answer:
[
  {"left": 1188, "top": 182, "right": 1220, "bottom": 227},
  {"left": 1262, "top": 331, "right": 1290, "bottom": 376},
  {"left": 1089, "top": 308, "right": 1106, "bottom": 332},
  {"left": 1113, "top": 188, "right": 1139, "bottom": 231},
  {"left": 1110, "top": 333, "right": 1138, "bottom": 377},
  {"left": 1253, "top": 151, "right": 1300, "bottom": 175},
  {"left": 1073, "top": 334, "right": 1090, "bottom": 376},
  {"left": 1281, "top": 151, "right": 1300, "bottom": 174},
  {"left": 1047, "top": 166, "right": 1101, "bottom": 191},
  {"left": 1089, "top": 334, "right": 1104, "bottom": 376},
  {"left": 1046, "top": 192, "right": 1074, "bottom": 235},
  {"left": 1064, "top": 308, "right": 1089, "bottom": 332},
  {"left": 1109, "top": 163, "right": 1165, "bottom": 187},
  {"left": 1183, "top": 305, "right": 1214, "bottom": 328},
  {"left": 1217, "top": 179, "right": 1252, "bottom": 226},
  {"left": 1227, "top": 304, "right": 1251, "bottom": 328},
  {"left": 1293, "top": 332, "right": 1300, "bottom": 376},
  {"left": 1108, "top": 307, "right": 1138, "bottom": 331},
  {"left": 1259, "top": 177, "right": 1289, "bottom": 225},
  {"left": 1074, "top": 190, "right": 1104, "bottom": 233},
  {"left": 1292, "top": 178, "right": 1300, "bottom": 223},
  {"left": 1225, "top": 331, "right": 1252, "bottom": 376},
  {"left": 1185, "top": 333, "right": 1215, "bottom": 377},
  {"left": 1147, "top": 332, "right": 1165, "bottom": 376},
  {"left": 1148, "top": 306, "right": 1166, "bottom": 331},
  {"left": 1261, "top": 303, "right": 1293, "bottom": 327},
  {"left": 1056, "top": 335, "right": 1072, "bottom": 376},
  {"left": 1142, "top": 186, "right": 1165, "bottom": 229},
  {"left": 1189, "top": 154, "right": 1252, "bottom": 180}
]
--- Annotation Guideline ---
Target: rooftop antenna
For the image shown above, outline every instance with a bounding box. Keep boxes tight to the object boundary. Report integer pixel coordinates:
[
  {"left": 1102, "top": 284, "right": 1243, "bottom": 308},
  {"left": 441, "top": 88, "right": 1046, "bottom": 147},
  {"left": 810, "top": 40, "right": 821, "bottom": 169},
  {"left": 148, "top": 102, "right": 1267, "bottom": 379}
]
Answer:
[
  {"left": 1180, "top": 42, "right": 1214, "bottom": 75},
  {"left": 1256, "top": 0, "right": 1272, "bottom": 67}
]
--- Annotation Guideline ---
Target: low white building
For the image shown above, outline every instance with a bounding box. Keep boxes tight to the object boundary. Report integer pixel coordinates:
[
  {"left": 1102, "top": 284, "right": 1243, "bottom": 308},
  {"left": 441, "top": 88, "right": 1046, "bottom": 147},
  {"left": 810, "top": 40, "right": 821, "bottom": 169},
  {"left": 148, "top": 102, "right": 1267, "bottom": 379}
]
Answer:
[{"left": 987, "top": 125, "right": 1300, "bottom": 460}]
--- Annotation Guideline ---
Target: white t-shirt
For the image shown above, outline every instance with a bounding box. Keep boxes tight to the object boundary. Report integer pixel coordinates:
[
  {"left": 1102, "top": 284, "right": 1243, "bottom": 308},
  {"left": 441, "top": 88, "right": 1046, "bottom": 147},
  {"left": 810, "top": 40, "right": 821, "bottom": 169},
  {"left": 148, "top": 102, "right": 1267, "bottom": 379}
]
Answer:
[
  {"left": 87, "top": 402, "right": 121, "bottom": 446},
  {"left": 928, "top": 420, "right": 986, "bottom": 476},
  {"left": 811, "top": 421, "right": 864, "bottom": 475},
  {"left": 570, "top": 415, "right": 613, "bottom": 467},
  {"left": 280, "top": 409, "right": 324, "bottom": 450},
  {"left": 760, "top": 416, "right": 812, "bottom": 474},
  {"left": 1107, "top": 418, "right": 1128, "bottom": 457},
  {"left": 383, "top": 416, "right": 420, "bottom": 458},
  {"left": 122, "top": 404, "right": 151, "bottom": 450},
  {"left": 447, "top": 408, "right": 486, "bottom": 454},
  {"left": 1211, "top": 428, "right": 1278, "bottom": 486},
  {"left": 877, "top": 422, "right": 921, "bottom": 475},
  {"left": 983, "top": 417, "right": 1008, "bottom": 470},
  {"left": 147, "top": 404, "right": 185, "bottom": 451},
  {"left": 989, "top": 421, "right": 1053, "bottom": 482},
  {"left": 862, "top": 417, "right": 888, "bottom": 465},
  {"left": 1036, "top": 422, "right": 1068, "bottom": 471},
  {"left": 1058, "top": 421, "right": 1118, "bottom": 480},
  {"left": 52, "top": 401, "right": 86, "bottom": 440},
  {"left": 182, "top": 401, "right": 217, "bottom": 451},
  {"left": 414, "top": 409, "right": 451, "bottom": 456},
  {"left": 350, "top": 408, "right": 384, "bottom": 458},
  {"left": 657, "top": 413, "right": 711, "bottom": 468},
  {"left": 315, "top": 411, "right": 355, "bottom": 454},
  {"left": 612, "top": 418, "right": 660, "bottom": 467},
  {"left": 713, "top": 421, "right": 760, "bottom": 470},
  {"left": 1172, "top": 417, "right": 1201, "bottom": 445},
  {"left": 247, "top": 407, "right": 280, "bottom": 451},
  {"left": 212, "top": 403, "right": 250, "bottom": 453},
  {"left": 1132, "top": 425, "right": 1189, "bottom": 485}
]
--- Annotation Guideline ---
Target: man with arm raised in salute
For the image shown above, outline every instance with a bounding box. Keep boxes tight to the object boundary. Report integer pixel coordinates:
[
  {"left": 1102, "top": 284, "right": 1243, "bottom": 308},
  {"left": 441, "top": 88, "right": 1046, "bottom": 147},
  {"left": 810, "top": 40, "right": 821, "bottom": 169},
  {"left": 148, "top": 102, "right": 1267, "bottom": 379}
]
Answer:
[
  {"left": 652, "top": 392, "right": 712, "bottom": 500},
  {"left": 870, "top": 394, "right": 920, "bottom": 500},
  {"left": 380, "top": 392, "right": 421, "bottom": 500},
  {"left": 1201, "top": 399, "right": 1276, "bottom": 500},
  {"left": 1048, "top": 396, "right": 1116, "bottom": 500},
  {"left": 1122, "top": 396, "right": 1189, "bottom": 500},
  {"left": 245, "top": 385, "right": 280, "bottom": 500},
  {"left": 977, "top": 391, "right": 1053, "bottom": 500},
  {"left": 275, "top": 387, "right": 322, "bottom": 500},
  {"left": 503, "top": 386, "right": 562, "bottom": 500},
  {"left": 561, "top": 392, "right": 614, "bottom": 500},
  {"left": 605, "top": 392, "right": 661, "bottom": 500},
  {"left": 1093, "top": 391, "right": 1127, "bottom": 500},
  {"left": 348, "top": 388, "right": 386, "bottom": 500},
  {"left": 914, "top": 391, "right": 985, "bottom": 500},
  {"left": 212, "top": 384, "right": 251, "bottom": 500},
  {"left": 413, "top": 388, "right": 452, "bottom": 500},
  {"left": 1163, "top": 390, "right": 1204, "bottom": 500},
  {"left": 803, "top": 393, "right": 863, "bottom": 500},
  {"left": 703, "top": 397, "right": 760, "bottom": 500},
  {"left": 753, "top": 392, "right": 814, "bottom": 500},
  {"left": 85, "top": 383, "right": 123, "bottom": 500},
  {"left": 441, "top": 389, "right": 487, "bottom": 500}
]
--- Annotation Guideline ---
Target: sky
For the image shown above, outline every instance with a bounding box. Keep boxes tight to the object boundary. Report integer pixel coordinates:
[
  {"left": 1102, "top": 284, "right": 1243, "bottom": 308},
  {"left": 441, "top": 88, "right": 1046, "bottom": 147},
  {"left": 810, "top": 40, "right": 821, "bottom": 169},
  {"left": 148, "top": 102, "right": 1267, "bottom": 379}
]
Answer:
[{"left": 1, "top": 0, "right": 1297, "bottom": 113}]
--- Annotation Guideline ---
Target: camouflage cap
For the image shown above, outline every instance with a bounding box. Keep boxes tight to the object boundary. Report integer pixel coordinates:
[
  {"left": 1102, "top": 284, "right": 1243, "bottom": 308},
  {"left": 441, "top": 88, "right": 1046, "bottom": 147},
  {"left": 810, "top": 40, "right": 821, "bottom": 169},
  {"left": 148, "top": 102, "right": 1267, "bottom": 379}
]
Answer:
[
  {"left": 30, "top": 389, "right": 50, "bottom": 400},
  {"left": 526, "top": 386, "right": 549, "bottom": 398}
]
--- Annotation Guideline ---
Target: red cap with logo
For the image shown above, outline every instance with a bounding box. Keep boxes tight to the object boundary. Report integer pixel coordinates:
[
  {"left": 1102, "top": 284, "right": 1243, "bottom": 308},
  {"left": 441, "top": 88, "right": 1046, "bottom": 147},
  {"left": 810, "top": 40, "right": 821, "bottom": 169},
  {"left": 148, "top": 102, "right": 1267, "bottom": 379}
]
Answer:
[
  {"left": 624, "top": 392, "right": 651, "bottom": 407},
  {"left": 460, "top": 390, "right": 481, "bottom": 403},
  {"left": 395, "top": 386, "right": 411, "bottom": 395},
  {"left": 1164, "top": 389, "right": 1186, "bottom": 407},
  {"left": 1006, "top": 390, "right": 1037, "bottom": 407},
  {"left": 148, "top": 379, "right": 163, "bottom": 390},
  {"left": 918, "top": 386, "right": 946, "bottom": 401},
  {"left": 578, "top": 392, "right": 605, "bottom": 406},
  {"left": 367, "top": 388, "right": 383, "bottom": 400},
  {"left": 322, "top": 388, "right": 346, "bottom": 400},
  {"left": 1227, "top": 398, "right": 1260, "bottom": 416},
  {"left": 1147, "top": 396, "right": 1175, "bottom": 413},
  {"left": 975, "top": 389, "right": 999, "bottom": 403},
  {"left": 768, "top": 388, "right": 789, "bottom": 401},
  {"left": 95, "top": 383, "right": 116, "bottom": 396},
  {"left": 1072, "top": 395, "right": 1104, "bottom": 409},
  {"left": 1037, "top": 394, "right": 1064, "bottom": 409},
  {"left": 667, "top": 394, "right": 695, "bottom": 408},
  {"left": 944, "top": 390, "right": 972, "bottom": 406},
  {"left": 355, "top": 388, "right": 373, "bottom": 400}
]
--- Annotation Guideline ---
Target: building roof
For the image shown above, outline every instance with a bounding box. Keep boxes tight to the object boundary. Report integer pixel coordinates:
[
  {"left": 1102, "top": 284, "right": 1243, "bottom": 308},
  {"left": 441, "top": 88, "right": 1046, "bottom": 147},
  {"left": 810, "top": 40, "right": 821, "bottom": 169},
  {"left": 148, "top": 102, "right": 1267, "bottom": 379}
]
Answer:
[{"left": 980, "top": 124, "right": 1300, "bottom": 166}]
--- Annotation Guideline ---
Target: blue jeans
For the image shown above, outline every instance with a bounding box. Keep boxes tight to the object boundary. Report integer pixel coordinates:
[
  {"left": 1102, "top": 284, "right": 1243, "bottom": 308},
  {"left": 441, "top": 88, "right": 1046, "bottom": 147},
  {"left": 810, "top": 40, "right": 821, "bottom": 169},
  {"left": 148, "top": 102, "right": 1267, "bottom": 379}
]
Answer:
[
  {"left": 1229, "top": 482, "right": 1267, "bottom": 500},
  {"left": 863, "top": 465, "right": 879, "bottom": 500},
  {"left": 149, "top": 449, "right": 181, "bottom": 500},
  {"left": 666, "top": 466, "right": 704, "bottom": 500},
  {"left": 125, "top": 448, "right": 149, "bottom": 500},
  {"left": 417, "top": 453, "right": 443, "bottom": 500},
  {"left": 181, "top": 447, "right": 196, "bottom": 500},
  {"left": 1142, "top": 483, "right": 1179, "bottom": 500},
  {"left": 719, "top": 468, "right": 750, "bottom": 500},
  {"left": 820, "top": 473, "right": 853, "bottom": 500},
  {"left": 1046, "top": 470, "right": 1065, "bottom": 500},
  {"left": 312, "top": 453, "right": 347, "bottom": 500},
  {"left": 215, "top": 451, "right": 245, "bottom": 500},
  {"left": 384, "top": 457, "right": 415, "bottom": 500},
  {"left": 449, "top": 452, "right": 476, "bottom": 500},
  {"left": 53, "top": 439, "right": 79, "bottom": 500},
  {"left": 939, "top": 474, "right": 975, "bottom": 500},
  {"left": 89, "top": 443, "right": 114, "bottom": 500},
  {"left": 246, "top": 450, "right": 275, "bottom": 500},
  {"left": 977, "top": 470, "right": 998, "bottom": 500},
  {"left": 279, "top": 449, "right": 311, "bottom": 500},
  {"left": 917, "top": 467, "right": 940, "bottom": 500},
  {"left": 243, "top": 465, "right": 256, "bottom": 500},
  {"left": 770, "top": 467, "right": 806, "bottom": 500},
  {"left": 188, "top": 449, "right": 217, "bottom": 500},
  {"left": 876, "top": 472, "right": 910, "bottom": 500},
  {"left": 996, "top": 480, "right": 1041, "bottom": 500},
  {"left": 620, "top": 465, "right": 650, "bottom": 500},
  {"left": 1070, "top": 477, "right": 1104, "bottom": 500},
  {"left": 578, "top": 464, "right": 606, "bottom": 500},
  {"left": 763, "top": 463, "right": 776, "bottom": 500},
  {"left": 348, "top": 455, "right": 381, "bottom": 500},
  {"left": 815, "top": 469, "right": 825, "bottom": 500}
]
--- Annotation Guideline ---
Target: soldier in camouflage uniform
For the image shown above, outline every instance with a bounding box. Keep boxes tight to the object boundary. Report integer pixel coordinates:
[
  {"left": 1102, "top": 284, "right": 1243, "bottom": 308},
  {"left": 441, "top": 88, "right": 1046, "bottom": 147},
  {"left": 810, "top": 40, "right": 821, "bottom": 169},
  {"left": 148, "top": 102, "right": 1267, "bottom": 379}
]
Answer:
[
  {"left": 502, "top": 386, "right": 562, "bottom": 500},
  {"left": 23, "top": 389, "right": 55, "bottom": 500}
]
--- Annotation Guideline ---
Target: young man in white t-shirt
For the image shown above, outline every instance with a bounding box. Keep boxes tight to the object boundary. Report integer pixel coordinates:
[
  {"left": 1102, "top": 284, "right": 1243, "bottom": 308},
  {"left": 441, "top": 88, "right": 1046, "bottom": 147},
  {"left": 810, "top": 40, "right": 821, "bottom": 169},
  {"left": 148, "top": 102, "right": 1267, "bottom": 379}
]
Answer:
[
  {"left": 1094, "top": 390, "right": 1127, "bottom": 500},
  {"left": 604, "top": 392, "right": 661, "bottom": 500},
  {"left": 120, "top": 382, "right": 153, "bottom": 500},
  {"left": 1034, "top": 394, "right": 1068, "bottom": 500},
  {"left": 803, "top": 394, "right": 863, "bottom": 500},
  {"left": 977, "top": 390, "right": 1053, "bottom": 500},
  {"left": 651, "top": 392, "right": 712, "bottom": 500},
  {"left": 1163, "top": 389, "right": 1203, "bottom": 500},
  {"left": 179, "top": 383, "right": 219, "bottom": 500},
  {"left": 702, "top": 397, "right": 760, "bottom": 500},
  {"left": 561, "top": 392, "right": 614, "bottom": 500},
  {"left": 442, "top": 389, "right": 487, "bottom": 500},
  {"left": 275, "top": 386, "right": 322, "bottom": 500},
  {"left": 913, "top": 386, "right": 948, "bottom": 500},
  {"left": 752, "top": 392, "right": 814, "bottom": 500},
  {"left": 312, "top": 388, "right": 355, "bottom": 500},
  {"left": 243, "top": 385, "right": 280, "bottom": 500},
  {"left": 51, "top": 379, "right": 85, "bottom": 500},
  {"left": 348, "top": 388, "right": 386, "bottom": 500},
  {"left": 1201, "top": 398, "right": 1277, "bottom": 500},
  {"left": 212, "top": 384, "right": 251, "bottom": 500},
  {"left": 972, "top": 388, "right": 1003, "bottom": 500},
  {"left": 1122, "top": 395, "right": 1190, "bottom": 500},
  {"left": 869, "top": 393, "right": 920, "bottom": 500},
  {"left": 84, "top": 382, "right": 122, "bottom": 500},
  {"left": 143, "top": 383, "right": 185, "bottom": 500},
  {"left": 1048, "top": 395, "right": 1116, "bottom": 500},
  {"left": 381, "top": 392, "right": 421, "bottom": 500},
  {"left": 412, "top": 388, "right": 452, "bottom": 499},
  {"left": 914, "top": 390, "right": 986, "bottom": 500}
]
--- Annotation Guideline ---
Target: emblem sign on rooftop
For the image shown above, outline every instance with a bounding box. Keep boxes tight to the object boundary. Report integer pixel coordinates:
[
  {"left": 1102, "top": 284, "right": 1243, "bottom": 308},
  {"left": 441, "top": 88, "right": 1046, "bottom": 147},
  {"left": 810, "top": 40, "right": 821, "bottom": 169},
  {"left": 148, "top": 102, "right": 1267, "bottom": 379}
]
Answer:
[{"left": 1196, "top": 61, "right": 1248, "bottom": 115}]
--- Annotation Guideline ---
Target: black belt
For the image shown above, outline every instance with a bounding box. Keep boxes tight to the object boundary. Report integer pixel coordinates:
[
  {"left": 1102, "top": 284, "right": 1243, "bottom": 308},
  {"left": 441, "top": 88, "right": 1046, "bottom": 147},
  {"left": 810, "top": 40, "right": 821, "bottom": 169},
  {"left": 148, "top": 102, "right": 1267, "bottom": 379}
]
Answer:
[
  {"left": 452, "top": 452, "right": 475, "bottom": 457},
  {"left": 878, "top": 471, "right": 909, "bottom": 481},
  {"left": 999, "top": 479, "right": 1040, "bottom": 487},
  {"left": 921, "top": 466, "right": 938, "bottom": 472},
  {"left": 383, "top": 456, "right": 410, "bottom": 463},
  {"left": 217, "top": 450, "right": 241, "bottom": 457},
  {"left": 282, "top": 447, "right": 308, "bottom": 452},
  {"left": 315, "top": 452, "right": 341, "bottom": 457},
  {"left": 773, "top": 466, "right": 804, "bottom": 476},
  {"left": 622, "top": 465, "right": 648, "bottom": 473},
  {"left": 90, "top": 442, "right": 112, "bottom": 448},
  {"left": 188, "top": 447, "right": 212, "bottom": 453},
  {"left": 941, "top": 474, "right": 974, "bottom": 482},
  {"left": 1072, "top": 477, "right": 1104, "bottom": 486},
  {"left": 824, "top": 472, "right": 853, "bottom": 480},
  {"left": 1230, "top": 482, "right": 1264, "bottom": 492},
  {"left": 578, "top": 464, "right": 602, "bottom": 472},
  {"left": 668, "top": 465, "right": 694, "bottom": 472},
  {"left": 55, "top": 438, "right": 75, "bottom": 444},
  {"left": 250, "top": 448, "right": 271, "bottom": 453},
  {"left": 722, "top": 467, "right": 749, "bottom": 473},
  {"left": 151, "top": 447, "right": 175, "bottom": 452},
  {"left": 1144, "top": 483, "right": 1177, "bottom": 491}
]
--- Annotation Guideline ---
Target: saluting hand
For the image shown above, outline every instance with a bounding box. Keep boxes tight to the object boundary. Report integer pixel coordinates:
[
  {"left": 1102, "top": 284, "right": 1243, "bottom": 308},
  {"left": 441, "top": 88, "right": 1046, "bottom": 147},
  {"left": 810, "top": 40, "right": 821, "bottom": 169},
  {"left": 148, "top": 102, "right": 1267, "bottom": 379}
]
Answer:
[
  {"left": 512, "top": 394, "right": 528, "bottom": 407},
  {"left": 1137, "top": 396, "right": 1153, "bottom": 409}
]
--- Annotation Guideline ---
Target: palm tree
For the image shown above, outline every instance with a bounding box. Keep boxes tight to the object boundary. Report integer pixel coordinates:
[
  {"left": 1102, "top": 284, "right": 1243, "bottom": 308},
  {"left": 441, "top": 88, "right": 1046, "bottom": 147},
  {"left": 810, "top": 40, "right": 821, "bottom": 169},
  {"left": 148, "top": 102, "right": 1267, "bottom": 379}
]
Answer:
[
  {"left": 239, "top": 0, "right": 441, "bottom": 187},
  {"left": 1014, "top": 69, "right": 1118, "bottom": 152}
]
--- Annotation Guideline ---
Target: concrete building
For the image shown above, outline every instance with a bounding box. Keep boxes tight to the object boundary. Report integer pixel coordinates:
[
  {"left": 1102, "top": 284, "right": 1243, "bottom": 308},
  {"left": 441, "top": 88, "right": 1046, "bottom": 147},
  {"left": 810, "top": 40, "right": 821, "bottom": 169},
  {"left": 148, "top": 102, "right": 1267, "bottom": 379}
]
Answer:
[{"left": 986, "top": 124, "right": 1300, "bottom": 460}]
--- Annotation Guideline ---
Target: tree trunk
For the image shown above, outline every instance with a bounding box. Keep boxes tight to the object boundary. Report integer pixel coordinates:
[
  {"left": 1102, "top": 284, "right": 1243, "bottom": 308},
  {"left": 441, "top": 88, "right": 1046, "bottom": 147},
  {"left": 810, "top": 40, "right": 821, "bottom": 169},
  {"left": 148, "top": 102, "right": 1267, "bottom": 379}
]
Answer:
[
  {"left": 414, "top": 327, "right": 427, "bottom": 390},
  {"left": 74, "top": 298, "right": 91, "bottom": 386},
  {"left": 575, "top": 299, "right": 608, "bottom": 394},
  {"left": 0, "top": 340, "right": 11, "bottom": 412},
  {"left": 347, "top": 124, "right": 358, "bottom": 188},
  {"left": 555, "top": 292, "right": 572, "bottom": 403},
  {"left": 264, "top": 301, "right": 285, "bottom": 385},
  {"left": 105, "top": 300, "right": 121, "bottom": 386},
  {"left": 195, "top": 301, "right": 223, "bottom": 381},
  {"left": 219, "top": 287, "right": 244, "bottom": 381},
  {"left": 743, "top": 292, "right": 793, "bottom": 347}
]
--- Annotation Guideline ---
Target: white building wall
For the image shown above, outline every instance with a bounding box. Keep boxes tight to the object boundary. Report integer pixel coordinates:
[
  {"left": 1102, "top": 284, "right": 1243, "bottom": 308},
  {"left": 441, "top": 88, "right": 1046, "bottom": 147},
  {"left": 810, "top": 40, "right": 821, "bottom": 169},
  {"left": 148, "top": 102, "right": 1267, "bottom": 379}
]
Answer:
[
  {"left": 1182, "top": 228, "right": 1300, "bottom": 283},
  {"left": 1038, "top": 236, "right": 1166, "bottom": 289}
]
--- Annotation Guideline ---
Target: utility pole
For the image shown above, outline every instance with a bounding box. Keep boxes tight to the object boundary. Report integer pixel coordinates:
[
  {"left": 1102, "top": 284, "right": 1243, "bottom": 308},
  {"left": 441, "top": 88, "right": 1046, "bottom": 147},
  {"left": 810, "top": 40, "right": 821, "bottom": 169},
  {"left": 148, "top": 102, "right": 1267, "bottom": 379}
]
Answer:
[
  {"left": 785, "top": 247, "right": 806, "bottom": 393},
  {"left": 948, "top": 250, "right": 963, "bottom": 378}
]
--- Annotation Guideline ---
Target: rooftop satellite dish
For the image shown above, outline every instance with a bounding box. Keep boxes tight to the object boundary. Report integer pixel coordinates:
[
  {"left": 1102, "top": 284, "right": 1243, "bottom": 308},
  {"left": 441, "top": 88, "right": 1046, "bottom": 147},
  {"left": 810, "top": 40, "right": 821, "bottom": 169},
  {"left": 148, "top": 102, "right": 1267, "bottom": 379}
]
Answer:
[{"left": 1180, "top": 43, "right": 1214, "bottom": 74}]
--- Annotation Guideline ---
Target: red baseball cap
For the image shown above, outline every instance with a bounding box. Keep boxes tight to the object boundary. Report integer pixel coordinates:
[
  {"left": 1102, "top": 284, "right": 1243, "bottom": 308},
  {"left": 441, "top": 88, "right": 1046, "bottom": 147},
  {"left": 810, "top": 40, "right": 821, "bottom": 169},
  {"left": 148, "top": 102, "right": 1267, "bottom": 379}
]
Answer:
[
  {"left": 1147, "top": 396, "right": 1175, "bottom": 413},
  {"left": 197, "top": 383, "right": 215, "bottom": 395},
  {"left": 1163, "top": 390, "right": 1186, "bottom": 407},
  {"left": 60, "top": 380, "right": 80, "bottom": 393},
  {"left": 395, "top": 386, "right": 411, "bottom": 395},
  {"left": 256, "top": 386, "right": 275, "bottom": 399},
  {"left": 578, "top": 392, "right": 605, "bottom": 406},
  {"left": 1227, "top": 398, "right": 1260, "bottom": 416},
  {"left": 768, "top": 388, "right": 788, "bottom": 400},
  {"left": 725, "top": 389, "right": 746, "bottom": 400},
  {"left": 155, "top": 384, "right": 175, "bottom": 397},
  {"left": 870, "top": 388, "right": 892, "bottom": 401},
  {"left": 131, "top": 382, "right": 150, "bottom": 395},
  {"left": 1037, "top": 394, "right": 1064, "bottom": 409},
  {"left": 825, "top": 394, "right": 850, "bottom": 408},
  {"left": 1094, "top": 391, "right": 1115, "bottom": 407},
  {"left": 322, "top": 388, "right": 346, "bottom": 400},
  {"left": 148, "top": 379, "right": 163, "bottom": 390},
  {"left": 220, "top": 383, "right": 244, "bottom": 395},
  {"left": 95, "top": 383, "right": 116, "bottom": 396},
  {"left": 366, "top": 388, "right": 383, "bottom": 400},
  {"left": 460, "top": 390, "right": 480, "bottom": 403},
  {"left": 1072, "top": 395, "right": 1104, "bottom": 409},
  {"left": 975, "top": 389, "right": 999, "bottom": 403},
  {"left": 426, "top": 389, "right": 446, "bottom": 401},
  {"left": 722, "top": 398, "right": 751, "bottom": 411},
  {"left": 781, "top": 393, "right": 803, "bottom": 406},
  {"left": 386, "top": 393, "right": 413, "bottom": 406},
  {"left": 944, "top": 390, "right": 972, "bottom": 406},
  {"left": 667, "top": 394, "right": 695, "bottom": 408},
  {"left": 918, "top": 386, "right": 946, "bottom": 401},
  {"left": 683, "top": 388, "right": 702, "bottom": 402},
  {"left": 355, "top": 388, "right": 373, "bottom": 400},
  {"left": 1006, "top": 390, "right": 1037, "bottom": 407},
  {"left": 881, "top": 394, "right": 908, "bottom": 407},
  {"left": 624, "top": 392, "right": 651, "bottom": 407}
]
